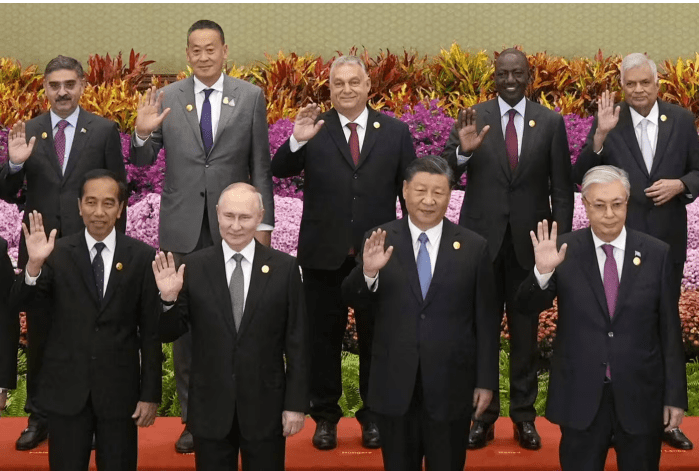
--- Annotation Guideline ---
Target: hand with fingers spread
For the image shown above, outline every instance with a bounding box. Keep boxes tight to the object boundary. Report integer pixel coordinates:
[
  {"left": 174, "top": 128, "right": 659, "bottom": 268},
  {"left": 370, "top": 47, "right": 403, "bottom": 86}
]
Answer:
[
  {"left": 362, "top": 229, "right": 394, "bottom": 278},
  {"left": 530, "top": 220, "right": 567, "bottom": 275},
  {"left": 135, "top": 86, "right": 171, "bottom": 139},
  {"left": 593, "top": 90, "right": 621, "bottom": 151},
  {"left": 22, "top": 211, "right": 58, "bottom": 277},
  {"left": 152, "top": 251, "right": 185, "bottom": 303},
  {"left": 282, "top": 411, "right": 305, "bottom": 437},
  {"left": 455, "top": 108, "right": 490, "bottom": 154},
  {"left": 7, "top": 121, "right": 36, "bottom": 165},
  {"left": 292, "top": 103, "right": 325, "bottom": 142}
]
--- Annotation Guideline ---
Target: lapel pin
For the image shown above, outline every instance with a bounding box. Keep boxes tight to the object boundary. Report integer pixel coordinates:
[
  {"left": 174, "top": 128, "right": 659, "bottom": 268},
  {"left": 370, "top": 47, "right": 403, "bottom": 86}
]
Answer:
[
  {"left": 228, "top": 98, "right": 235, "bottom": 107},
  {"left": 116, "top": 262, "right": 123, "bottom": 271},
  {"left": 186, "top": 104, "right": 193, "bottom": 112},
  {"left": 261, "top": 265, "right": 269, "bottom": 274},
  {"left": 633, "top": 251, "right": 641, "bottom": 266},
  {"left": 660, "top": 114, "right": 667, "bottom": 122},
  {"left": 453, "top": 241, "right": 461, "bottom": 250},
  {"left": 529, "top": 120, "right": 536, "bottom": 128},
  {"left": 223, "top": 97, "right": 229, "bottom": 105},
  {"left": 41, "top": 132, "right": 47, "bottom": 139},
  {"left": 373, "top": 121, "right": 380, "bottom": 129},
  {"left": 80, "top": 128, "right": 86, "bottom": 133}
]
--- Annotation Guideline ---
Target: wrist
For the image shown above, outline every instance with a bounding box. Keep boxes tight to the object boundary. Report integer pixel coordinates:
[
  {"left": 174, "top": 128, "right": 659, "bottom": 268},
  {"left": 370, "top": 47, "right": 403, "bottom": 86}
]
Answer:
[
  {"left": 160, "top": 296, "right": 176, "bottom": 305},
  {"left": 26, "top": 260, "right": 43, "bottom": 277},
  {"left": 363, "top": 269, "right": 378, "bottom": 278}
]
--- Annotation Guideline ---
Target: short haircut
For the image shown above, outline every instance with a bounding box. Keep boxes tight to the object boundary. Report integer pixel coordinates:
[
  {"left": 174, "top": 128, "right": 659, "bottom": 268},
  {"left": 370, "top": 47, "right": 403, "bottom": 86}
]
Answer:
[
  {"left": 218, "top": 182, "right": 264, "bottom": 211},
  {"left": 79, "top": 169, "right": 128, "bottom": 203},
  {"left": 581, "top": 165, "right": 631, "bottom": 199},
  {"left": 44, "top": 55, "right": 84, "bottom": 78},
  {"left": 497, "top": 47, "right": 528, "bottom": 65},
  {"left": 330, "top": 55, "right": 367, "bottom": 76},
  {"left": 187, "top": 19, "right": 225, "bottom": 46},
  {"left": 621, "top": 53, "right": 658, "bottom": 84},
  {"left": 404, "top": 155, "right": 454, "bottom": 188}
]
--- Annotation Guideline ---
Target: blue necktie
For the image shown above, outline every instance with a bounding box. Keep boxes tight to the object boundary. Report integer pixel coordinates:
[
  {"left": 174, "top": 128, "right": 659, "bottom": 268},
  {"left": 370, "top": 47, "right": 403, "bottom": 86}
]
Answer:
[
  {"left": 92, "top": 242, "right": 106, "bottom": 302},
  {"left": 417, "top": 233, "right": 432, "bottom": 299},
  {"left": 200, "top": 89, "right": 214, "bottom": 155}
]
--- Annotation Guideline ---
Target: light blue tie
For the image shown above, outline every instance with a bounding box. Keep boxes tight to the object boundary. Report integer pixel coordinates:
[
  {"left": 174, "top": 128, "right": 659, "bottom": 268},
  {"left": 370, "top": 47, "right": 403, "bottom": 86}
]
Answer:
[{"left": 417, "top": 233, "right": 432, "bottom": 299}]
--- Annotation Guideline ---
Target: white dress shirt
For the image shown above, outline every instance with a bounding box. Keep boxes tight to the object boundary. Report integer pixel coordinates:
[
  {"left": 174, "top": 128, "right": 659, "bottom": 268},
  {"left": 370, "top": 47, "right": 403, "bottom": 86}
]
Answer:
[
  {"left": 222, "top": 238, "right": 256, "bottom": 310},
  {"left": 290, "top": 106, "right": 369, "bottom": 152},
  {"left": 629, "top": 101, "right": 659, "bottom": 158},
  {"left": 10, "top": 107, "right": 81, "bottom": 175}
]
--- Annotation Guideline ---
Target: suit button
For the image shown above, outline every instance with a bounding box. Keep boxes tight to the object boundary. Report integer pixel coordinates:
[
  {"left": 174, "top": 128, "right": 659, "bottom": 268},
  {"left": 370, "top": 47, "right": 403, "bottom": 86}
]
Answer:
[
  {"left": 200, "top": 191, "right": 205, "bottom": 197},
  {"left": 205, "top": 164, "right": 210, "bottom": 168},
  {"left": 354, "top": 174, "right": 358, "bottom": 179},
  {"left": 420, "top": 314, "right": 425, "bottom": 319},
  {"left": 94, "top": 327, "right": 99, "bottom": 332},
  {"left": 91, "top": 356, "right": 97, "bottom": 360},
  {"left": 608, "top": 332, "right": 614, "bottom": 338}
]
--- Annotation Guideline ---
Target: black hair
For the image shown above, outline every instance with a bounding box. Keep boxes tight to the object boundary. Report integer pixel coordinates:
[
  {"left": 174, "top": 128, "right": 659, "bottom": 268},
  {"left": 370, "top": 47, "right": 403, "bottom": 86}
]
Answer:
[
  {"left": 79, "top": 169, "right": 128, "bottom": 203},
  {"left": 404, "top": 155, "right": 454, "bottom": 188},
  {"left": 187, "top": 19, "right": 225, "bottom": 45},
  {"left": 44, "top": 55, "right": 84, "bottom": 78}
]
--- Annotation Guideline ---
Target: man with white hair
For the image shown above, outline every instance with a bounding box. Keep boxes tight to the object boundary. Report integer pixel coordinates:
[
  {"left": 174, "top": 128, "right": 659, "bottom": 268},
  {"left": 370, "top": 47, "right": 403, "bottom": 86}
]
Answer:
[
  {"left": 519, "top": 165, "right": 687, "bottom": 471},
  {"left": 574, "top": 53, "right": 699, "bottom": 449}
]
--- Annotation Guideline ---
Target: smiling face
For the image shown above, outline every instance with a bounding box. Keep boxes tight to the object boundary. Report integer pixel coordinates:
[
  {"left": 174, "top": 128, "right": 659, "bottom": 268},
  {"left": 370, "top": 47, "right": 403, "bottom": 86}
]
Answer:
[
  {"left": 583, "top": 180, "right": 628, "bottom": 243},
  {"left": 403, "top": 172, "right": 451, "bottom": 231},
  {"left": 78, "top": 177, "right": 124, "bottom": 241},
  {"left": 622, "top": 63, "right": 659, "bottom": 117},
  {"left": 216, "top": 187, "right": 264, "bottom": 252},
  {"left": 186, "top": 28, "right": 228, "bottom": 87},
  {"left": 494, "top": 52, "right": 530, "bottom": 107},
  {"left": 44, "top": 69, "right": 85, "bottom": 119},
  {"left": 329, "top": 63, "right": 371, "bottom": 121}
]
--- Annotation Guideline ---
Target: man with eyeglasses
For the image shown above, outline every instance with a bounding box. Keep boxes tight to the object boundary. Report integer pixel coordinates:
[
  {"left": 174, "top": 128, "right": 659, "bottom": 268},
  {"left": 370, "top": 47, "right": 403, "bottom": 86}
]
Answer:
[{"left": 574, "top": 52, "right": 699, "bottom": 450}]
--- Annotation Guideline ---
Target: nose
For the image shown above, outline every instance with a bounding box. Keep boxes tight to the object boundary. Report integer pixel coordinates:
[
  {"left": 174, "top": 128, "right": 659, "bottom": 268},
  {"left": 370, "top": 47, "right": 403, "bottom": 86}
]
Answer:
[{"left": 604, "top": 204, "right": 615, "bottom": 218}]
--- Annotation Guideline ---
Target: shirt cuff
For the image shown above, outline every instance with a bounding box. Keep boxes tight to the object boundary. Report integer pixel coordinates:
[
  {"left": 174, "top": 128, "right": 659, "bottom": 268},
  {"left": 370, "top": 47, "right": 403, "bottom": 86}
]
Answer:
[
  {"left": 8, "top": 161, "right": 24, "bottom": 174},
  {"left": 595, "top": 146, "right": 604, "bottom": 155},
  {"left": 533, "top": 265, "right": 554, "bottom": 290},
  {"left": 257, "top": 223, "right": 274, "bottom": 232},
  {"left": 456, "top": 146, "right": 472, "bottom": 165},
  {"left": 133, "top": 133, "right": 147, "bottom": 147},
  {"left": 25, "top": 270, "right": 40, "bottom": 285},
  {"left": 289, "top": 135, "right": 307, "bottom": 153},
  {"left": 364, "top": 273, "right": 378, "bottom": 291}
]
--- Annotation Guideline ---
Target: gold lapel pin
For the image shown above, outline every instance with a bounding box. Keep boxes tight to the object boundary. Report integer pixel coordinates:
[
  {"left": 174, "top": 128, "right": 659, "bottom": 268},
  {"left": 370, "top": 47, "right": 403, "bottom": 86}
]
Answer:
[
  {"left": 660, "top": 114, "right": 667, "bottom": 122},
  {"left": 41, "top": 132, "right": 48, "bottom": 139},
  {"left": 228, "top": 98, "right": 235, "bottom": 107},
  {"left": 373, "top": 122, "right": 380, "bottom": 129},
  {"left": 116, "top": 262, "right": 123, "bottom": 271},
  {"left": 223, "top": 97, "right": 229, "bottom": 105},
  {"left": 80, "top": 128, "right": 87, "bottom": 133},
  {"left": 186, "top": 104, "right": 193, "bottom": 112},
  {"left": 261, "top": 265, "right": 269, "bottom": 273},
  {"left": 529, "top": 120, "right": 536, "bottom": 128},
  {"left": 453, "top": 241, "right": 461, "bottom": 250},
  {"left": 633, "top": 257, "right": 641, "bottom": 266}
]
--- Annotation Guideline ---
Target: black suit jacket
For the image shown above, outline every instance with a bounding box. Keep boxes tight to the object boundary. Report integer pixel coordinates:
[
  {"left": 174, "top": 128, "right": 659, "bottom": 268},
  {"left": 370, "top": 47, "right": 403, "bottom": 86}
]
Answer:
[
  {"left": 11, "top": 232, "right": 161, "bottom": 419},
  {"left": 342, "top": 218, "right": 500, "bottom": 421},
  {"left": 160, "top": 241, "right": 309, "bottom": 441},
  {"left": 0, "top": 108, "right": 126, "bottom": 268},
  {"left": 516, "top": 228, "right": 687, "bottom": 433},
  {"left": 573, "top": 100, "right": 699, "bottom": 263},
  {"left": 272, "top": 107, "right": 416, "bottom": 270},
  {"left": 0, "top": 237, "right": 17, "bottom": 389},
  {"left": 441, "top": 99, "right": 574, "bottom": 269}
]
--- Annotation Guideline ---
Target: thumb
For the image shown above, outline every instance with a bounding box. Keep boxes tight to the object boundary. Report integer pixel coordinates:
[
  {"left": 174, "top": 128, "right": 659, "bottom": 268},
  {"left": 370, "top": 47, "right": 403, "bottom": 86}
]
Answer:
[
  {"left": 558, "top": 243, "right": 568, "bottom": 261},
  {"left": 314, "top": 120, "right": 325, "bottom": 131},
  {"left": 478, "top": 125, "right": 491, "bottom": 139},
  {"left": 131, "top": 407, "right": 141, "bottom": 419},
  {"left": 48, "top": 229, "right": 58, "bottom": 246},
  {"left": 27, "top": 136, "right": 36, "bottom": 150}
]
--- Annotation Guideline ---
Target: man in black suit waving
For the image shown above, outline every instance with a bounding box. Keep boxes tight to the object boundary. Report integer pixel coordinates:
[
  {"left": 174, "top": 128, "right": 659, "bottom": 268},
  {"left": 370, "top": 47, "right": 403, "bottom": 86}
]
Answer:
[
  {"left": 343, "top": 156, "right": 500, "bottom": 471},
  {"left": 153, "top": 183, "right": 309, "bottom": 470},
  {"left": 440, "top": 48, "right": 574, "bottom": 450},
  {"left": 272, "top": 55, "right": 416, "bottom": 449},
  {"left": 518, "top": 165, "right": 687, "bottom": 471},
  {"left": 13, "top": 170, "right": 160, "bottom": 471}
]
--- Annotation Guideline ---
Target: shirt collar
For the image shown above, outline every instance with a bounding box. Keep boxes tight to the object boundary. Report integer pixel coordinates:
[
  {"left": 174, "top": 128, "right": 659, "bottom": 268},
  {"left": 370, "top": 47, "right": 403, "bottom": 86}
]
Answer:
[
  {"left": 84, "top": 227, "right": 117, "bottom": 254},
  {"left": 50, "top": 106, "right": 80, "bottom": 130},
  {"left": 222, "top": 237, "right": 256, "bottom": 265},
  {"left": 407, "top": 216, "right": 443, "bottom": 247},
  {"left": 498, "top": 96, "right": 527, "bottom": 118},
  {"left": 591, "top": 226, "right": 627, "bottom": 253},
  {"left": 629, "top": 100, "right": 659, "bottom": 128},
  {"left": 337, "top": 106, "right": 369, "bottom": 130},
  {"left": 193, "top": 73, "right": 224, "bottom": 95}
]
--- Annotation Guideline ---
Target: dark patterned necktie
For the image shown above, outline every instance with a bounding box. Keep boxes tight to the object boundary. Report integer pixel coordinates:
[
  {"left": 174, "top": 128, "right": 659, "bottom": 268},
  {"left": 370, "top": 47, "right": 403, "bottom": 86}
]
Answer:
[
  {"left": 347, "top": 122, "right": 360, "bottom": 166},
  {"left": 602, "top": 244, "right": 619, "bottom": 379},
  {"left": 229, "top": 253, "right": 244, "bottom": 330},
  {"left": 200, "top": 89, "right": 214, "bottom": 155},
  {"left": 505, "top": 109, "right": 518, "bottom": 171},
  {"left": 92, "top": 242, "right": 106, "bottom": 302},
  {"left": 54, "top": 120, "right": 69, "bottom": 171}
]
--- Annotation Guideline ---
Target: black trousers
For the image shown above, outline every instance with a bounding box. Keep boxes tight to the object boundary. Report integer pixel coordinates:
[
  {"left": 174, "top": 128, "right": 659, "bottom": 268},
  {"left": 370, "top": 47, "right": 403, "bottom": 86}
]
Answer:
[
  {"left": 48, "top": 395, "right": 137, "bottom": 471},
  {"left": 377, "top": 368, "right": 470, "bottom": 471},
  {"left": 559, "top": 383, "right": 662, "bottom": 471},
  {"left": 193, "top": 413, "right": 285, "bottom": 471},
  {"left": 303, "top": 256, "right": 374, "bottom": 425},
  {"left": 479, "top": 226, "right": 538, "bottom": 424},
  {"left": 24, "top": 299, "right": 51, "bottom": 426}
]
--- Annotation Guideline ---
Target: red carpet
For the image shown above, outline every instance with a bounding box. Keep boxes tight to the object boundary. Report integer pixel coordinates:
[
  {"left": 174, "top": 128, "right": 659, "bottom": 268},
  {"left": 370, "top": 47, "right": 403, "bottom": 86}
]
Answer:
[{"left": 0, "top": 417, "right": 697, "bottom": 470}]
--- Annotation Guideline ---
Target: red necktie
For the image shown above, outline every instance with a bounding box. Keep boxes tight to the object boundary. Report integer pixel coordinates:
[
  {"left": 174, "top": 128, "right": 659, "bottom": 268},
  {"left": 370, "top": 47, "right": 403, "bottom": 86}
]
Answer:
[
  {"left": 505, "top": 109, "right": 518, "bottom": 171},
  {"left": 54, "top": 120, "right": 69, "bottom": 171},
  {"left": 347, "top": 123, "right": 360, "bottom": 166},
  {"left": 602, "top": 244, "right": 619, "bottom": 379}
]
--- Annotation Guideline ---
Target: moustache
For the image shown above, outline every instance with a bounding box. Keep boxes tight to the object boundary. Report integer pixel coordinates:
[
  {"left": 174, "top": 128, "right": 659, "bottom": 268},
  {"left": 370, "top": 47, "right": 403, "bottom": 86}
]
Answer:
[{"left": 56, "top": 96, "right": 72, "bottom": 102}]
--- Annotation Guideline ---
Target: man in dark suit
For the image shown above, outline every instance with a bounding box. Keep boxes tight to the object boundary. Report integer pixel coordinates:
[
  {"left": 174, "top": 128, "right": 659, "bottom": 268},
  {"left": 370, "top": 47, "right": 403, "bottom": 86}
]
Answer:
[
  {"left": 131, "top": 20, "right": 275, "bottom": 452},
  {"left": 573, "top": 53, "right": 699, "bottom": 450},
  {"left": 272, "top": 55, "right": 416, "bottom": 450},
  {"left": 0, "top": 236, "right": 17, "bottom": 411},
  {"left": 12, "top": 170, "right": 161, "bottom": 471},
  {"left": 0, "top": 55, "right": 126, "bottom": 450},
  {"left": 153, "top": 182, "right": 308, "bottom": 470},
  {"left": 342, "top": 155, "right": 499, "bottom": 471},
  {"left": 440, "top": 48, "right": 574, "bottom": 449},
  {"left": 518, "top": 165, "right": 687, "bottom": 471}
]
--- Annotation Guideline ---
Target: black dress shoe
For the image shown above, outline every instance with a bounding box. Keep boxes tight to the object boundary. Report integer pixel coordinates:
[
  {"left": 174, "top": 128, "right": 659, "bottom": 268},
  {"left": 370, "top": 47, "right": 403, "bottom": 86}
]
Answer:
[
  {"left": 663, "top": 428, "right": 693, "bottom": 450},
  {"left": 312, "top": 420, "right": 337, "bottom": 450},
  {"left": 361, "top": 422, "right": 381, "bottom": 449},
  {"left": 468, "top": 420, "right": 495, "bottom": 449},
  {"left": 16, "top": 423, "right": 49, "bottom": 451},
  {"left": 175, "top": 426, "right": 194, "bottom": 454},
  {"left": 513, "top": 421, "right": 541, "bottom": 450}
]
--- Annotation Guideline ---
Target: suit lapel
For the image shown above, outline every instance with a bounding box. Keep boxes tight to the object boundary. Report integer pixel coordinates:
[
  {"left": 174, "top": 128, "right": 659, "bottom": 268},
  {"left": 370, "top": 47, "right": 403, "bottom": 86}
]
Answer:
[
  {"left": 62, "top": 108, "right": 90, "bottom": 184},
  {"left": 357, "top": 108, "right": 379, "bottom": 168},
  {"left": 69, "top": 234, "right": 100, "bottom": 307},
  {"left": 578, "top": 228, "right": 611, "bottom": 318},
  {"left": 484, "top": 100, "right": 512, "bottom": 180},
  {"left": 619, "top": 104, "right": 649, "bottom": 178},
  {"left": 205, "top": 243, "right": 238, "bottom": 338},
  {"left": 211, "top": 77, "right": 239, "bottom": 158},
  {"left": 613, "top": 231, "right": 642, "bottom": 321},
  {"left": 650, "top": 101, "right": 672, "bottom": 176},
  {"left": 100, "top": 233, "right": 131, "bottom": 312},
  {"left": 393, "top": 218, "right": 422, "bottom": 304},
  {"left": 512, "top": 101, "right": 539, "bottom": 184},
  {"left": 422, "top": 220, "right": 456, "bottom": 309},
  {"left": 325, "top": 109, "right": 355, "bottom": 168},
  {"left": 177, "top": 77, "right": 206, "bottom": 155},
  {"left": 36, "top": 113, "right": 63, "bottom": 178},
  {"left": 236, "top": 241, "right": 273, "bottom": 339}
]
